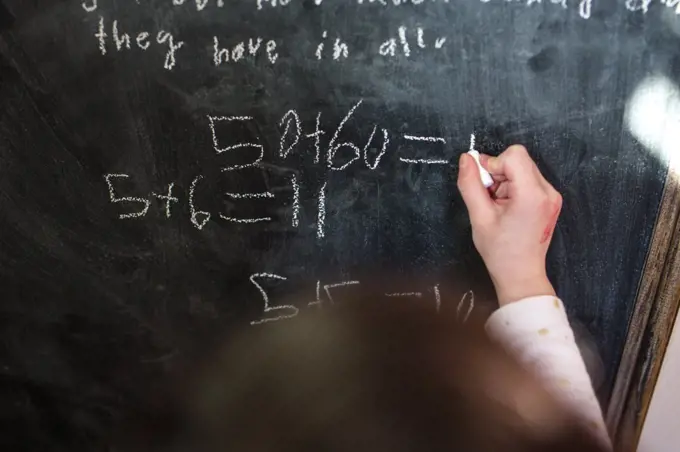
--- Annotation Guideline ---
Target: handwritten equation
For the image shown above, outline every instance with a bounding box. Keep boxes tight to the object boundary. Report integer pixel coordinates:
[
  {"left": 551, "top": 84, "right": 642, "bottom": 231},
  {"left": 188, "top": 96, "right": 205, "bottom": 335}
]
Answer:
[
  {"left": 104, "top": 100, "right": 474, "bottom": 238},
  {"left": 247, "top": 272, "right": 475, "bottom": 325}
]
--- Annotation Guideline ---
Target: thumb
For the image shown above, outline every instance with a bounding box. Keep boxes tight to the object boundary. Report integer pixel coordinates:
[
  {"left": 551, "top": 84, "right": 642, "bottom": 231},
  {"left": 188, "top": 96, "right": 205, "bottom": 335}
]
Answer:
[{"left": 457, "top": 154, "right": 494, "bottom": 224}]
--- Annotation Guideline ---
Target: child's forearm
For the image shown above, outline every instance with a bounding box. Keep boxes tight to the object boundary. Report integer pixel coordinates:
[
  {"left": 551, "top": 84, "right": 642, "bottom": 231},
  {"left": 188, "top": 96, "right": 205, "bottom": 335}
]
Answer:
[{"left": 485, "top": 295, "right": 612, "bottom": 450}]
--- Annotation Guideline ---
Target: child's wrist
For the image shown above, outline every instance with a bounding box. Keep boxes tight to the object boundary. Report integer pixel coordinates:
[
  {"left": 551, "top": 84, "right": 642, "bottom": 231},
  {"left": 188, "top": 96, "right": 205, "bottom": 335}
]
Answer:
[{"left": 493, "top": 274, "right": 556, "bottom": 307}]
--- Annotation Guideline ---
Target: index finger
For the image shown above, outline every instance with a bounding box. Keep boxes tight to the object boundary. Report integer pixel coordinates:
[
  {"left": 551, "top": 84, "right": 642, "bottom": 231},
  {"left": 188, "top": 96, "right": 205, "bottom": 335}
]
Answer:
[{"left": 484, "top": 145, "right": 538, "bottom": 186}]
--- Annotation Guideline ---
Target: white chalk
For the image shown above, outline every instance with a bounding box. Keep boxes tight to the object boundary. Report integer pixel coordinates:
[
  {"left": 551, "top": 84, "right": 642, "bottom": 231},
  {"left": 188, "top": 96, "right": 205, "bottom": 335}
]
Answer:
[
  {"left": 467, "top": 150, "right": 494, "bottom": 188},
  {"left": 467, "top": 134, "right": 494, "bottom": 188},
  {"left": 468, "top": 133, "right": 493, "bottom": 188}
]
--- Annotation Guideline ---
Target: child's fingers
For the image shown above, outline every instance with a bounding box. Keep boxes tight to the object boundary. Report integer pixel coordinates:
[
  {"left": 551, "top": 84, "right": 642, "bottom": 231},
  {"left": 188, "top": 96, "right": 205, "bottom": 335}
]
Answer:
[
  {"left": 488, "top": 180, "right": 501, "bottom": 195},
  {"left": 484, "top": 145, "right": 536, "bottom": 188},
  {"left": 479, "top": 154, "right": 507, "bottom": 182},
  {"left": 457, "top": 154, "right": 496, "bottom": 224},
  {"left": 493, "top": 181, "right": 511, "bottom": 199}
]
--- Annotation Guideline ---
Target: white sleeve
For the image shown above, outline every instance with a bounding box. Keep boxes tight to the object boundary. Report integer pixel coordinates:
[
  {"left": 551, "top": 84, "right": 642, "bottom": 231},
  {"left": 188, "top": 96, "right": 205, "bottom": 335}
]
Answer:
[{"left": 485, "top": 295, "right": 612, "bottom": 450}]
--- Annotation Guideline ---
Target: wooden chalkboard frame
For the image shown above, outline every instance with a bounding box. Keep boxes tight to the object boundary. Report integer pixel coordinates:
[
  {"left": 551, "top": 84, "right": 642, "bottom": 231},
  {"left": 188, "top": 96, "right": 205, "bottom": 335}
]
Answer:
[{"left": 607, "top": 160, "right": 680, "bottom": 450}]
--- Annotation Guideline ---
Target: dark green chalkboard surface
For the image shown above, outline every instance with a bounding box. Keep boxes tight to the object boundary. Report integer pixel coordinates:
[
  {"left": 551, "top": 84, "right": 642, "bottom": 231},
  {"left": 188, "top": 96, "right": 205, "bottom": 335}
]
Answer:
[{"left": 1, "top": 0, "right": 680, "bottom": 450}]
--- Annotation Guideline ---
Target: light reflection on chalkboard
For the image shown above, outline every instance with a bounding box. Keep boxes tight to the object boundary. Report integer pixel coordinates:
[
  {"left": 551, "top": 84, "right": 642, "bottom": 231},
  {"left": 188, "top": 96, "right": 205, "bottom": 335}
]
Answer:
[{"left": 625, "top": 75, "right": 680, "bottom": 166}]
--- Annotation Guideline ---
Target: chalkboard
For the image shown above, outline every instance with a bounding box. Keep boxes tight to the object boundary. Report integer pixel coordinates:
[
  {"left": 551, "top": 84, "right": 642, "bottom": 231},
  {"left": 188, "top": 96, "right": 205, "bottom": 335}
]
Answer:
[{"left": 1, "top": 0, "right": 679, "bottom": 449}]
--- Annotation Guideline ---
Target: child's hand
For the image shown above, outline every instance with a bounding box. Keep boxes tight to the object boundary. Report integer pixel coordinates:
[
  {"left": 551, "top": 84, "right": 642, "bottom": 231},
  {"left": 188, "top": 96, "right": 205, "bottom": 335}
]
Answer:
[{"left": 457, "top": 145, "right": 562, "bottom": 306}]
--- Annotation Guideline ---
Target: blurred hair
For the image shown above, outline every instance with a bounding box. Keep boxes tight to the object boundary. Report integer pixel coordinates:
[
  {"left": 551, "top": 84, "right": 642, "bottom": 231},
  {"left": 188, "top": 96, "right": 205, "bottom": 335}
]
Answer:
[{"left": 119, "top": 289, "right": 608, "bottom": 452}]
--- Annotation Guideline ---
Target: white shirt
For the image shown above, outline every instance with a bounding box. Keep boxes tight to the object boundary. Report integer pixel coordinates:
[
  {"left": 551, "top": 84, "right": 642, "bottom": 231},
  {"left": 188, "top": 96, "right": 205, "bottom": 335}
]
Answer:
[{"left": 486, "top": 295, "right": 612, "bottom": 450}]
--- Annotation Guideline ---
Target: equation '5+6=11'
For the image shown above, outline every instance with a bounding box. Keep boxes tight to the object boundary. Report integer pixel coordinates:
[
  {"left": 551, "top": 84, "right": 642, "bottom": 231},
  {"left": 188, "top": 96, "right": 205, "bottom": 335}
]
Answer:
[{"left": 104, "top": 100, "right": 479, "bottom": 238}]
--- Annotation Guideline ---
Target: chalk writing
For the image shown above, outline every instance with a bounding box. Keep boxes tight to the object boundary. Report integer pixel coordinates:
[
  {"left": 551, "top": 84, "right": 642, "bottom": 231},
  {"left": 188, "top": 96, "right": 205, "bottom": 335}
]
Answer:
[
  {"left": 379, "top": 26, "right": 447, "bottom": 57},
  {"left": 627, "top": 0, "right": 680, "bottom": 13},
  {"left": 208, "top": 116, "right": 253, "bottom": 152},
  {"left": 250, "top": 273, "right": 299, "bottom": 325},
  {"left": 82, "top": 0, "right": 98, "bottom": 12},
  {"left": 404, "top": 135, "right": 446, "bottom": 143},
  {"left": 190, "top": 175, "right": 211, "bottom": 230},
  {"left": 333, "top": 38, "right": 350, "bottom": 60},
  {"left": 157, "top": 31, "right": 185, "bottom": 70},
  {"left": 317, "top": 180, "right": 327, "bottom": 239},
  {"left": 219, "top": 214, "right": 272, "bottom": 223},
  {"left": 291, "top": 174, "right": 300, "bottom": 227},
  {"left": 351, "top": 0, "right": 677, "bottom": 17},
  {"left": 173, "top": 0, "right": 225, "bottom": 11},
  {"left": 222, "top": 183, "right": 274, "bottom": 223},
  {"left": 325, "top": 281, "right": 361, "bottom": 303},
  {"left": 279, "top": 110, "right": 302, "bottom": 158},
  {"left": 308, "top": 113, "right": 325, "bottom": 164},
  {"left": 315, "top": 31, "right": 327, "bottom": 59},
  {"left": 315, "top": 31, "right": 351, "bottom": 60},
  {"left": 398, "top": 26, "right": 410, "bottom": 57},
  {"left": 579, "top": 0, "right": 592, "bottom": 19},
  {"left": 81, "top": 0, "right": 666, "bottom": 78},
  {"left": 226, "top": 192, "right": 275, "bottom": 199},
  {"left": 457, "top": 290, "right": 475, "bottom": 323},
  {"left": 247, "top": 273, "right": 477, "bottom": 325},
  {"left": 308, "top": 280, "right": 323, "bottom": 307},
  {"left": 207, "top": 115, "right": 265, "bottom": 171},
  {"left": 327, "top": 100, "right": 365, "bottom": 170},
  {"left": 661, "top": 0, "right": 680, "bottom": 13},
  {"left": 434, "top": 284, "right": 441, "bottom": 312},
  {"left": 104, "top": 174, "right": 151, "bottom": 219},
  {"left": 152, "top": 183, "right": 179, "bottom": 218},
  {"left": 83, "top": 0, "right": 674, "bottom": 74},
  {"left": 357, "top": 0, "right": 450, "bottom": 5},
  {"left": 400, "top": 134, "right": 449, "bottom": 164},
  {"left": 257, "top": 0, "right": 293, "bottom": 9},
  {"left": 106, "top": 105, "right": 482, "bottom": 239},
  {"left": 625, "top": 0, "right": 653, "bottom": 12},
  {"left": 363, "top": 126, "right": 389, "bottom": 170},
  {"left": 94, "top": 17, "right": 184, "bottom": 70},
  {"left": 213, "top": 37, "right": 278, "bottom": 66}
]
